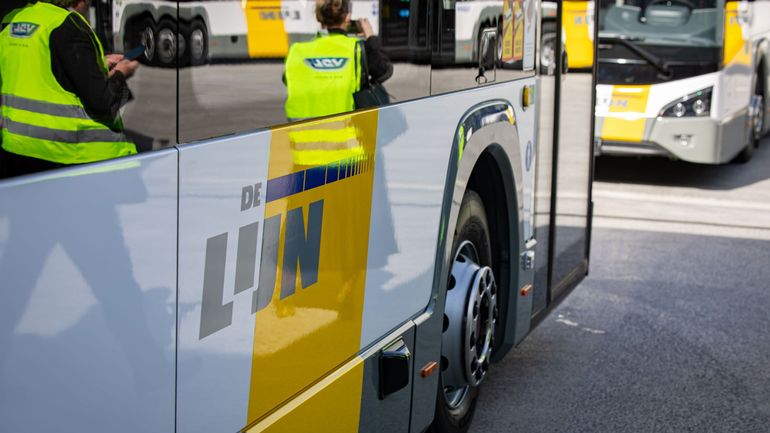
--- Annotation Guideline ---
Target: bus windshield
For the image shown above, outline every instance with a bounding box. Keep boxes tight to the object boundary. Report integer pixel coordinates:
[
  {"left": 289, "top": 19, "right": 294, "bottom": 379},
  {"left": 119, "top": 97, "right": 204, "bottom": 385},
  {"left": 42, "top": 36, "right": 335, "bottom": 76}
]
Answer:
[{"left": 599, "top": 0, "right": 722, "bottom": 47}]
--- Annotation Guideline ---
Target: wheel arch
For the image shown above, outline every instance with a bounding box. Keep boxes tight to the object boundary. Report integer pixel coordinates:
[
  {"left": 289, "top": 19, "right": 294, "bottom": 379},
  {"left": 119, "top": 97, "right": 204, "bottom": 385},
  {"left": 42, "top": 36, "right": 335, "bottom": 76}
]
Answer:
[
  {"left": 432, "top": 100, "right": 525, "bottom": 364},
  {"left": 410, "top": 99, "right": 527, "bottom": 433}
]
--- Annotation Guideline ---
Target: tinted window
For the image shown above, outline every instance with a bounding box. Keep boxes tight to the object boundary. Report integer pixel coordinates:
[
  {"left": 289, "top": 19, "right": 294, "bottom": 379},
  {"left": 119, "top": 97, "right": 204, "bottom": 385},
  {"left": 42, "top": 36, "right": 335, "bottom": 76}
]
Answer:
[
  {"left": 178, "top": 0, "right": 431, "bottom": 143},
  {"left": 0, "top": 0, "right": 176, "bottom": 179},
  {"left": 430, "top": 0, "right": 537, "bottom": 95}
]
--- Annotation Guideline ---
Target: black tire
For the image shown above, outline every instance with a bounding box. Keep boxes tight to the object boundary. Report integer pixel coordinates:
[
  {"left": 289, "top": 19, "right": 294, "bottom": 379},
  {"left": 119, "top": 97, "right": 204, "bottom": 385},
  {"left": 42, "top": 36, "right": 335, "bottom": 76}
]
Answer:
[
  {"left": 735, "top": 80, "right": 763, "bottom": 163},
  {"left": 155, "top": 18, "right": 179, "bottom": 68},
  {"left": 429, "top": 190, "right": 493, "bottom": 433},
  {"left": 124, "top": 16, "right": 156, "bottom": 66},
  {"left": 540, "top": 20, "right": 557, "bottom": 75},
  {"left": 188, "top": 19, "right": 208, "bottom": 66}
]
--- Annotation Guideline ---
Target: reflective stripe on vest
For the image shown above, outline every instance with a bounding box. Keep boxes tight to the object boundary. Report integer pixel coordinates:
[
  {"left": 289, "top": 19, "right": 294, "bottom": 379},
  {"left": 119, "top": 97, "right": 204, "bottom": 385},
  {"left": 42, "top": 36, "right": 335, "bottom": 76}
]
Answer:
[
  {"left": 0, "top": 3, "right": 136, "bottom": 164},
  {"left": 284, "top": 34, "right": 361, "bottom": 120},
  {"left": 288, "top": 118, "right": 365, "bottom": 166}
]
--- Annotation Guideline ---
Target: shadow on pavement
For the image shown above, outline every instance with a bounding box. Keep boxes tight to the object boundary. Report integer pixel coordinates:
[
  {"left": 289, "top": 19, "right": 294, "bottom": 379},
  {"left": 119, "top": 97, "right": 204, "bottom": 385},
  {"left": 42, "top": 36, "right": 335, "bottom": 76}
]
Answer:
[{"left": 471, "top": 227, "right": 770, "bottom": 433}]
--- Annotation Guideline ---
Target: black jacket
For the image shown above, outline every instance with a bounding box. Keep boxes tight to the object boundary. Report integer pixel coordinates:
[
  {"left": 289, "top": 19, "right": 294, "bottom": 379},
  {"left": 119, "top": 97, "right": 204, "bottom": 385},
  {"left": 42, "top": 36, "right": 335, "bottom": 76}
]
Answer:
[
  {"left": 48, "top": 13, "right": 131, "bottom": 123},
  {"left": 327, "top": 28, "right": 393, "bottom": 86}
]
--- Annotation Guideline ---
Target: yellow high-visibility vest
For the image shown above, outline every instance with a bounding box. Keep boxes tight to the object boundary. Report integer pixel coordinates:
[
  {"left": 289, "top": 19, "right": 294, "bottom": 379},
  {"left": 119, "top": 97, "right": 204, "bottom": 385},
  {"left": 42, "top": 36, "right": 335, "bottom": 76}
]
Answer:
[
  {"left": 0, "top": 2, "right": 136, "bottom": 164},
  {"left": 284, "top": 33, "right": 365, "bottom": 166}
]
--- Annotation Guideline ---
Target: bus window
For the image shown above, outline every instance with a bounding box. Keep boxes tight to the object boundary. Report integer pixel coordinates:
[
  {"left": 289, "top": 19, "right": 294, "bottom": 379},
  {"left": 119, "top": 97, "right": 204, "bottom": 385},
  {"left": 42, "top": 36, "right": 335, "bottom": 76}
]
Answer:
[
  {"left": 177, "top": 0, "right": 431, "bottom": 143},
  {"left": 0, "top": 0, "right": 176, "bottom": 179},
  {"left": 430, "top": 0, "right": 536, "bottom": 95}
]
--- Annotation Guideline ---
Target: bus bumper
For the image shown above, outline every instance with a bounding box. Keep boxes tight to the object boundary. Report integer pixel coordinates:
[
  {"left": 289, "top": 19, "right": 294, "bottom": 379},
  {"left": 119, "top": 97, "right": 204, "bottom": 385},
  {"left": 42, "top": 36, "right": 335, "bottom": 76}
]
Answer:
[{"left": 596, "top": 115, "right": 743, "bottom": 165}]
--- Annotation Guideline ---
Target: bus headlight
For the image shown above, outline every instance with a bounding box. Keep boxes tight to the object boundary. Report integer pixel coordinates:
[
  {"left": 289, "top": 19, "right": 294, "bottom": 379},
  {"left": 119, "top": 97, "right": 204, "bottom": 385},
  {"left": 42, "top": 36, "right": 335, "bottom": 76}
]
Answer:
[{"left": 660, "top": 88, "right": 712, "bottom": 118}]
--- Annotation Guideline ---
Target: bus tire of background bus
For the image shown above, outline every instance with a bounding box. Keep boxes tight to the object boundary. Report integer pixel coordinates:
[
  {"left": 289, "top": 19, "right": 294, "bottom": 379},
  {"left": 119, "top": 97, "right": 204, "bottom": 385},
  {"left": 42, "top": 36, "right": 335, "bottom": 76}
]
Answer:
[
  {"left": 540, "top": 21, "right": 557, "bottom": 75},
  {"left": 429, "top": 190, "right": 496, "bottom": 433},
  {"left": 188, "top": 19, "right": 208, "bottom": 66},
  {"left": 736, "top": 79, "right": 764, "bottom": 163},
  {"left": 156, "top": 18, "right": 181, "bottom": 68},
  {"left": 124, "top": 16, "right": 156, "bottom": 66}
]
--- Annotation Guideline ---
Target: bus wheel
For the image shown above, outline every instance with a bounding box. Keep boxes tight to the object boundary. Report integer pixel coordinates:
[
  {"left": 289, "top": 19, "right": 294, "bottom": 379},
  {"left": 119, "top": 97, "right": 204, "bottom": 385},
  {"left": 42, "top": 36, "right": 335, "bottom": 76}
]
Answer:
[
  {"left": 189, "top": 20, "right": 208, "bottom": 66},
  {"left": 540, "top": 21, "right": 557, "bottom": 75},
  {"left": 736, "top": 90, "right": 763, "bottom": 163},
  {"left": 751, "top": 93, "right": 765, "bottom": 145},
  {"left": 156, "top": 18, "right": 179, "bottom": 68},
  {"left": 430, "top": 190, "right": 496, "bottom": 433},
  {"left": 124, "top": 17, "right": 155, "bottom": 66}
]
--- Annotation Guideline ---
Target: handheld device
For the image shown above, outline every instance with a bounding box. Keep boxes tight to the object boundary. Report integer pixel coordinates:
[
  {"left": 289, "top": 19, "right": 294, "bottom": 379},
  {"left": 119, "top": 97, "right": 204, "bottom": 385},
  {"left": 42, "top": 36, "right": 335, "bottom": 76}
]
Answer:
[
  {"left": 124, "top": 45, "right": 146, "bottom": 61},
  {"left": 346, "top": 20, "right": 361, "bottom": 34}
]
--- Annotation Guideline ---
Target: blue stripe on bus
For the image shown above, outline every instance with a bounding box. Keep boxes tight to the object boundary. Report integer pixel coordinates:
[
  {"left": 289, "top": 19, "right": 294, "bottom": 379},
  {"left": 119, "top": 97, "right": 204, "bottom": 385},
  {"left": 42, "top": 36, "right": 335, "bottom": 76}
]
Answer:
[
  {"left": 265, "top": 156, "right": 372, "bottom": 203},
  {"left": 304, "top": 166, "right": 326, "bottom": 191},
  {"left": 266, "top": 171, "right": 305, "bottom": 202}
]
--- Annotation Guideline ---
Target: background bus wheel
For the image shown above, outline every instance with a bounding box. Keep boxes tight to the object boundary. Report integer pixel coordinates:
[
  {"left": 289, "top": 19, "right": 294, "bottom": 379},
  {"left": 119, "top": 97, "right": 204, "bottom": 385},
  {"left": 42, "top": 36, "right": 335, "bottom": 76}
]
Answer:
[
  {"left": 156, "top": 18, "right": 179, "bottom": 68},
  {"left": 736, "top": 87, "right": 763, "bottom": 163},
  {"left": 430, "top": 190, "right": 496, "bottom": 433},
  {"left": 124, "top": 17, "right": 156, "bottom": 65},
  {"left": 540, "top": 21, "right": 557, "bottom": 75},
  {"left": 189, "top": 20, "right": 208, "bottom": 66}
]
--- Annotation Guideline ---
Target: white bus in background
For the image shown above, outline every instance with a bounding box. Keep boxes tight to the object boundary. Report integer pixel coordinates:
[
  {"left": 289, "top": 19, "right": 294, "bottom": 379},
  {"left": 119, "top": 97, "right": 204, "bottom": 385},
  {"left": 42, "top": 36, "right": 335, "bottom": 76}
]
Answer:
[
  {"left": 110, "top": 0, "right": 379, "bottom": 67},
  {"left": 594, "top": 0, "right": 770, "bottom": 164}
]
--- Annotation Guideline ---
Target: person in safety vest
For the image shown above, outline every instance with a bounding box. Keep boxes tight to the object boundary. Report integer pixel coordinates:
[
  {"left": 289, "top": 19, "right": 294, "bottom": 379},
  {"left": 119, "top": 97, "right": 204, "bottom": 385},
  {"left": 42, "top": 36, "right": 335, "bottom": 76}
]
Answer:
[
  {"left": 0, "top": 0, "right": 139, "bottom": 179},
  {"left": 284, "top": 0, "right": 392, "bottom": 122},
  {"left": 283, "top": 0, "right": 392, "bottom": 167}
]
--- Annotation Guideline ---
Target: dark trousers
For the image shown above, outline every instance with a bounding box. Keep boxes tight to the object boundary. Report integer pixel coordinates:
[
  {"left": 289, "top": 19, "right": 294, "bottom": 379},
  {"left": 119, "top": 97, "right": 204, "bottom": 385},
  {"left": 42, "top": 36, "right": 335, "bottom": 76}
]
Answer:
[{"left": 0, "top": 146, "right": 67, "bottom": 179}]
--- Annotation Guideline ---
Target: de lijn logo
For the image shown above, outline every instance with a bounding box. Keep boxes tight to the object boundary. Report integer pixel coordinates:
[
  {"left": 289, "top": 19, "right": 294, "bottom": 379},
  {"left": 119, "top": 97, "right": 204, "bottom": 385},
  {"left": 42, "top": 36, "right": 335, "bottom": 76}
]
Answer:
[
  {"left": 10, "top": 23, "right": 39, "bottom": 38},
  {"left": 305, "top": 57, "right": 348, "bottom": 70}
]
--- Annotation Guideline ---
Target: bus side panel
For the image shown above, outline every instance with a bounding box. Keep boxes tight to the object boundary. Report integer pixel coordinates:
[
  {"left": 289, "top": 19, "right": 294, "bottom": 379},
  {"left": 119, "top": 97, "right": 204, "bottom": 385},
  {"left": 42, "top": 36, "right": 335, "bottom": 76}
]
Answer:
[
  {"left": 177, "top": 133, "right": 271, "bottom": 433},
  {"left": 359, "top": 80, "right": 535, "bottom": 352},
  {"left": 0, "top": 152, "right": 178, "bottom": 433}
]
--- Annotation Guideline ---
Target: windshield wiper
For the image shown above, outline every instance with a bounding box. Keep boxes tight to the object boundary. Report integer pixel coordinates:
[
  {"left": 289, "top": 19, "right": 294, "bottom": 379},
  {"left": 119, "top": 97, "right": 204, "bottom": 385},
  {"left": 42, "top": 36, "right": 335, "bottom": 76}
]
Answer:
[{"left": 599, "top": 35, "right": 673, "bottom": 79}]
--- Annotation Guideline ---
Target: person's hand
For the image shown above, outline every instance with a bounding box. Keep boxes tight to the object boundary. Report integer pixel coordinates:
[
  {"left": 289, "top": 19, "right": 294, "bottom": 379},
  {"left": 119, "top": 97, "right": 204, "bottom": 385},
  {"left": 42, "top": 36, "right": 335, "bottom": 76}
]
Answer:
[
  {"left": 105, "top": 54, "right": 124, "bottom": 70},
  {"left": 110, "top": 59, "right": 140, "bottom": 79},
  {"left": 358, "top": 18, "right": 374, "bottom": 39}
]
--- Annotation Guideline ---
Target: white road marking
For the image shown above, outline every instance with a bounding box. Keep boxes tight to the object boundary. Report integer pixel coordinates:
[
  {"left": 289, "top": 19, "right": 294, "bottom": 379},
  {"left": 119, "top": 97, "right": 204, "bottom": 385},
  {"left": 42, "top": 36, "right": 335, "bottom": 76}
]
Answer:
[
  {"left": 593, "top": 189, "right": 770, "bottom": 212},
  {"left": 556, "top": 315, "right": 607, "bottom": 335}
]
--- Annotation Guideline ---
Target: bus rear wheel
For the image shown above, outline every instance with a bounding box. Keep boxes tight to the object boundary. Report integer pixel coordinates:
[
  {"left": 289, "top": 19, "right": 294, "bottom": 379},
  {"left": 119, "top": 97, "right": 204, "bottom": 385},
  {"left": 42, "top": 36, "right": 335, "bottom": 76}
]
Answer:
[
  {"left": 736, "top": 85, "right": 763, "bottom": 163},
  {"left": 430, "top": 190, "right": 497, "bottom": 433}
]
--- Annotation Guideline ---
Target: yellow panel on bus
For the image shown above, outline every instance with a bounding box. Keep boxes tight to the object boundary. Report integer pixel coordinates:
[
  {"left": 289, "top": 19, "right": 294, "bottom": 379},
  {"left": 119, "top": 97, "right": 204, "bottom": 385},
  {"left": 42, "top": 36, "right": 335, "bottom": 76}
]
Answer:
[
  {"left": 244, "top": 0, "right": 290, "bottom": 58},
  {"left": 246, "top": 111, "right": 379, "bottom": 424},
  {"left": 562, "top": 0, "right": 594, "bottom": 69},
  {"left": 601, "top": 85, "right": 650, "bottom": 143},
  {"left": 723, "top": 1, "right": 750, "bottom": 66}
]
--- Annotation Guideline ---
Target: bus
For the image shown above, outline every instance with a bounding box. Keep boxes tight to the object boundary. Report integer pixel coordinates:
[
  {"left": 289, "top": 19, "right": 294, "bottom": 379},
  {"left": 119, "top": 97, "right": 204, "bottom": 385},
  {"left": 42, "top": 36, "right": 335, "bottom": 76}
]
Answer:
[
  {"left": 541, "top": 0, "right": 595, "bottom": 72},
  {"left": 0, "top": 1, "right": 597, "bottom": 432},
  {"left": 107, "top": 0, "right": 380, "bottom": 66},
  {"left": 594, "top": 0, "right": 770, "bottom": 164}
]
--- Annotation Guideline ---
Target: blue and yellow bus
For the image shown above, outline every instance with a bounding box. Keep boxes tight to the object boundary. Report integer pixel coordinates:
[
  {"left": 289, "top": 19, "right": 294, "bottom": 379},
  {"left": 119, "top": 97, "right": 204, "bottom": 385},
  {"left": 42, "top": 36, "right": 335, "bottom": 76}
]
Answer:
[{"left": 0, "top": 1, "right": 597, "bottom": 432}]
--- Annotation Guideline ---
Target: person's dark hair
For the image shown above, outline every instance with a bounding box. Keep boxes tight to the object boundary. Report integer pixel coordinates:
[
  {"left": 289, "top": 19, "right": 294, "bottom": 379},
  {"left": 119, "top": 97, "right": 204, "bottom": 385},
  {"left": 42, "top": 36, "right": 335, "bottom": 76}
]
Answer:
[{"left": 315, "top": 0, "right": 351, "bottom": 28}]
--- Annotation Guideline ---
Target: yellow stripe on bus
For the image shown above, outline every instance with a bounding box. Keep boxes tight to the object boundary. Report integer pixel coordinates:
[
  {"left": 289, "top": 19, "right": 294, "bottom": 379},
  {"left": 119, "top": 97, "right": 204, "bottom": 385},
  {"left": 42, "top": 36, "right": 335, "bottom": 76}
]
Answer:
[
  {"left": 246, "top": 357, "right": 364, "bottom": 433},
  {"left": 244, "top": 0, "right": 290, "bottom": 58},
  {"left": 246, "top": 110, "right": 379, "bottom": 426},
  {"left": 723, "top": 1, "right": 750, "bottom": 66},
  {"left": 562, "top": 0, "right": 594, "bottom": 69},
  {"left": 601, "top": 85, "right": 650, "bottom": 143}
]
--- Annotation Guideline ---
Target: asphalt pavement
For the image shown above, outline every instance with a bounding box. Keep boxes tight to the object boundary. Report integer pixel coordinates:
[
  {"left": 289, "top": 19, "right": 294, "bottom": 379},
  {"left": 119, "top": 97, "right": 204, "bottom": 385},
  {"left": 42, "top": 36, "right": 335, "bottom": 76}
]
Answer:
[{"left": 471, "top": 140, "right": 770, "bottom": 433}]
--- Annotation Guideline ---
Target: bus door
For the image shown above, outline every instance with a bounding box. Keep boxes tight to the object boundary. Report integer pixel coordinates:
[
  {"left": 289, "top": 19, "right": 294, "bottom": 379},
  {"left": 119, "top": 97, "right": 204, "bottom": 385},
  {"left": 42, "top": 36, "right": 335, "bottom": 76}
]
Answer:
[{"left": 532, "top": 0, "right": 597, "bottom": 319}]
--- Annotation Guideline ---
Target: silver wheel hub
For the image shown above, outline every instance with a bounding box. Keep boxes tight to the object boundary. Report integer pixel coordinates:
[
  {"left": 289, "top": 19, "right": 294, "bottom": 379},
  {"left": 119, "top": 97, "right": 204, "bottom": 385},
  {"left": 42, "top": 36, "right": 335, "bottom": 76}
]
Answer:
[
  {"left": 141, "top": 26, "right": 155, "bottom": 61},
  {"left": 191, "top": 29, "right": 205, "bottom": 61},
  {"left": 751, "top": 94, "right": 764, "bottom": 141},
  {"left": 157, "top": 28, "right": 177, "bottom": 64},
  {"left": 441, "top": 241, "right": 498, "bottom": 409},
  {"left": 541, "top": 34, "right": 556, "bottom": 69}
]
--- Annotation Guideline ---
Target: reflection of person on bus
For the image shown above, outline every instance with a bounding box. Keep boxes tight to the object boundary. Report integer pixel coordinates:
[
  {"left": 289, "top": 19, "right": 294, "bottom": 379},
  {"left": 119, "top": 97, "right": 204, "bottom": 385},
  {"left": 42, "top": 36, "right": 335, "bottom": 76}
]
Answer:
[
  {"left": 0, "top": 0, "right": 139, "bottom": 179},
  {"left": 284, "top": 0, "right": 393, "bottom": 122}
]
